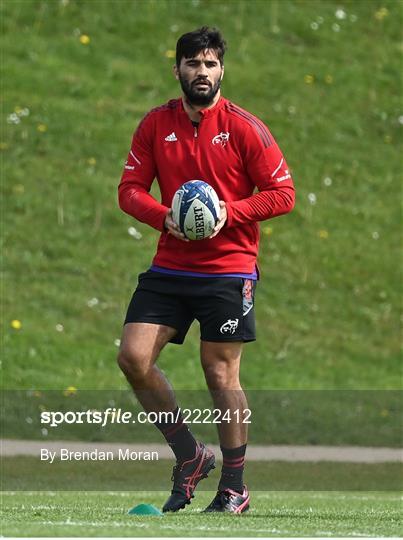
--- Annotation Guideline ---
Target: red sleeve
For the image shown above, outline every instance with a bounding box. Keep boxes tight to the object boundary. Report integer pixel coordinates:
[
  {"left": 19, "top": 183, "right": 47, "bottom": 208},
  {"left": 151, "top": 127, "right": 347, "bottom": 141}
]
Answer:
[
  {"left": 226, "top": 123, "right": 295, "bottom": 227},
  {"left": 118, "top": 113, "right": 168, "bottom": 232}
]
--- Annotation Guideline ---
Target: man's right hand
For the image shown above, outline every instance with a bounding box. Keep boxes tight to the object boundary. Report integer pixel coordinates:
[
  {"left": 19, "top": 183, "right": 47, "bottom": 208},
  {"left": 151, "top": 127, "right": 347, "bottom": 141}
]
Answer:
[{"left": 164, "top": 209, "right": 189, "bottom": 242}]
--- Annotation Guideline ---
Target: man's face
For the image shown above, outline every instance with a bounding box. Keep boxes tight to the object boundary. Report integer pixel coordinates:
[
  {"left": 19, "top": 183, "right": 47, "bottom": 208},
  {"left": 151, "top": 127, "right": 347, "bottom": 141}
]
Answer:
[{"left": 175, "top": 49, "right": 224, "bottom": 106}]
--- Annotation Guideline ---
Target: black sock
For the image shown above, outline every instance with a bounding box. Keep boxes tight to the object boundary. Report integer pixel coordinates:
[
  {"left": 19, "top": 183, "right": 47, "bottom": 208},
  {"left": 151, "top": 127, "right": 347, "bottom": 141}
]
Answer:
[
  {"left": 219, "top": 444, "right": 246, "bottom": 494},
  {"left": 154, "top": 406, "right": 197, "bottom": 462}
]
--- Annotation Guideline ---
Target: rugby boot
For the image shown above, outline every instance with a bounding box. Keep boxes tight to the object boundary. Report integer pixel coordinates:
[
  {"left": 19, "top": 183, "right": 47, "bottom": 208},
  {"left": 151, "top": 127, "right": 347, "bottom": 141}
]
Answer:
[
  {"left": 203, "top": 485, "right": 250, "bottom": 513},
  {"left": 162, "top": 442, "right": 215, "bottom": 512}
]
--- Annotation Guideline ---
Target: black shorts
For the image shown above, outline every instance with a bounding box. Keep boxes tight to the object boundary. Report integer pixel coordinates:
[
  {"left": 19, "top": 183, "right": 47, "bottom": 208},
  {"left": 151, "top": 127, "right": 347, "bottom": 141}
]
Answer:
[{"left": 124, "top": 270, "right": 257, "bottom": 344}]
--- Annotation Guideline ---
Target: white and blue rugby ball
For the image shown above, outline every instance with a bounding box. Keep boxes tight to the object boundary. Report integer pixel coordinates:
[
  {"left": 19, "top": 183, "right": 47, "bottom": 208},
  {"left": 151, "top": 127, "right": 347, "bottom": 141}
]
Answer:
[{"left": 171, "top": 180, "right": 220, "bottom": 240}]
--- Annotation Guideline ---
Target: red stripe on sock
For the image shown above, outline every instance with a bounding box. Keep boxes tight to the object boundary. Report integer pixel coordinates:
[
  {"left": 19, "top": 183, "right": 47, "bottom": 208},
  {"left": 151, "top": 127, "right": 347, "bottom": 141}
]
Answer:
[
  {"left": 223, "top": 456, "right": 245, "bottom": 464},
  {"left": 223, "top": 459, "right": 245, "bottom": 468}
]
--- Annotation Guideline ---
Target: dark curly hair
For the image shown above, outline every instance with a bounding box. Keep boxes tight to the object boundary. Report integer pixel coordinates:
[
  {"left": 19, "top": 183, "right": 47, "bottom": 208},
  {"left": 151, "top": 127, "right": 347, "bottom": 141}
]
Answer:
[{"left": 176, "top": 26, "right": 227, "bottom": 67}]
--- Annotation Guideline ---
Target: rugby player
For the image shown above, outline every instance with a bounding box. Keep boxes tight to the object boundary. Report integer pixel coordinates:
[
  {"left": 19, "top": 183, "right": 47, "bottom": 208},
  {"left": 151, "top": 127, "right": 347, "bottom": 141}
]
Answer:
[{"left": 118, "top": 26, "right": 295, "bottom": 513}]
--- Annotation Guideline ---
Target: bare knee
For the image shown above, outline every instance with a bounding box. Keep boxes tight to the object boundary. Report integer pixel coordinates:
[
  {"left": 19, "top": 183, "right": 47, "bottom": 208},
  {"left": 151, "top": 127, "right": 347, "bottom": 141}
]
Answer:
[
  {"left": 203, "top": 365, "right": 227, "bottom": 389},
  {"left": 201, "top": 342, "right": 242, "bottom": 390},
  {"left": 117, "top": 348, "right": 152, "bottom": 383},
  {"left": 117, "top": 323, "right": 176, "bottom": 384},
  {"left": 202, "top": 361, "right": 240, "bottom": 390}
]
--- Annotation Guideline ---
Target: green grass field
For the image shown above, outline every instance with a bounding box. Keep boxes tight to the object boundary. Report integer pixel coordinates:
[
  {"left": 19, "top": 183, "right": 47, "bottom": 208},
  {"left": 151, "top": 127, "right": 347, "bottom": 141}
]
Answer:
[
  {"left": 2, "top": 0, "right": 402, "bottom": 391},
  {"left": 2, "top": 0, "right": 402, "bottom": 537},
  {"left": 1, "top": 490, "right": 402, "bottom": 537},
  {"left": 2, "top": 389, "right": 402, "bottom": 446},
  {"left": 3, "top": 457, "right": 401, "bottom": 491},
  {"left": 2, "top": 457, "right": 402, "bottom": 536}
]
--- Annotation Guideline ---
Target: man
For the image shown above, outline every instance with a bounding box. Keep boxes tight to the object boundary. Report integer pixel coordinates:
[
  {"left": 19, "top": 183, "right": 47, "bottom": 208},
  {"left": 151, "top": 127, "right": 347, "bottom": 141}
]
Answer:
[{"left": 118, "top": 27, "right": 295, "bottom": 513}]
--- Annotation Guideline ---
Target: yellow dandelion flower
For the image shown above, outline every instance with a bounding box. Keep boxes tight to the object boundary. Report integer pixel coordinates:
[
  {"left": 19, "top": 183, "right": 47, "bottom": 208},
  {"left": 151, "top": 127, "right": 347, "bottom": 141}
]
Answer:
[
  {"left": 263, "top": 226, "right": 273, "bottom": 236},
  {"left": 0, "top": 142, "right": 9, "bottom": 150},
  {"left": 325, "top": 74, "right": 333, "bottom": 84},
  {"left": 380, "top": 408, "right": 389, "bottom": 417},
  {"left": 14, "top": 106, "right": 23, "bottom": 114},
  {"left": 304, "top": 74, "right": 314, "bottom": 85},
  {"left": 318, "top": 230, "right": 329, "bottom": 239},
  {"left": 37, "top": 124, "right": 47, "bottom": 132},
  {"left": 87, "top": 157, "right": 97, "bottom": 166},
  {"left": 165, "top": 49, "right": 176, "bottom": 59},
  {"left": 374, "top": 7, "right": 388, "bottom": 20},
  {"left": 13, "top": 184, "right": 25, "bottom": 194},
  {"left": 384, "top": 135, "right": 392, "bottom": 144},
  {"left": 63, "top": 386, "right": 78, "bottom": 396},
  {"left": 11, "top": 319, "right": 22, "bottom": 329},
  {"left": 80, "top": 34, "right": 90, "bottom": 45}
]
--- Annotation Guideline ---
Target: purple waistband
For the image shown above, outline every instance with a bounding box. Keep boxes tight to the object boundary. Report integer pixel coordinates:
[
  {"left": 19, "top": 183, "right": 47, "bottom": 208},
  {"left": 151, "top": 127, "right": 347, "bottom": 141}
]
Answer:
[{"left": 150, "top": 265, "right": 258, "bottom": 280}]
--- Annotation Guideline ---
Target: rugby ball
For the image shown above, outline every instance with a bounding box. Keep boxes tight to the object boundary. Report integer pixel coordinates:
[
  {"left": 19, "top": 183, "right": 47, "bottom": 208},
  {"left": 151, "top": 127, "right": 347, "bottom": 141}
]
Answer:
[{"left": 171, "top": 180, "right": 220, "bottom": 240}]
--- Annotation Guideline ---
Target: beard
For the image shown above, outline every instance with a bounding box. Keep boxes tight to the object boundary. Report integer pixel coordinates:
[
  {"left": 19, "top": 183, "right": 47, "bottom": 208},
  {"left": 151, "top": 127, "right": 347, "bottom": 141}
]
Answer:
[{"left": 178, "top": 72, "right": 222, "bottom": 106}]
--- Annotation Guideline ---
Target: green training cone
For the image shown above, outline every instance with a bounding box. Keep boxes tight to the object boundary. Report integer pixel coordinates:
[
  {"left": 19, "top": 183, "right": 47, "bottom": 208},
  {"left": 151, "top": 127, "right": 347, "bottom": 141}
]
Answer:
[{"left": 128, "top": 503, "right": 163, "bottom": 516}]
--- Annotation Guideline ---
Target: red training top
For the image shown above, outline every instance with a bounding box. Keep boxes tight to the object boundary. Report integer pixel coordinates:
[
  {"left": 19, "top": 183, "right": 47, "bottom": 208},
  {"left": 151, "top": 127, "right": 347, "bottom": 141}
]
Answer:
[{"left": 118, "top": 97, "right": 295, "bottom": 274}]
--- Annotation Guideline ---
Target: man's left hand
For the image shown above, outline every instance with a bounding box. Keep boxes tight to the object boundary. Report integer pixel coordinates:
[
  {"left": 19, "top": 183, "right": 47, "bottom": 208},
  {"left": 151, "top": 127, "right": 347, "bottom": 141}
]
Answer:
[{"left": 209, "top": 201, "right": 227, "bottom": 239}]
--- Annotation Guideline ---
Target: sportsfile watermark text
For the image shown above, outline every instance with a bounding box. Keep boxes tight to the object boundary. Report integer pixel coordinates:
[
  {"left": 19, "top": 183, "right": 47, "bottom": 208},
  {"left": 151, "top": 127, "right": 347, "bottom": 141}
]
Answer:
[{"left": 40, "top": 407, "right": 252, "bottom": 428}]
